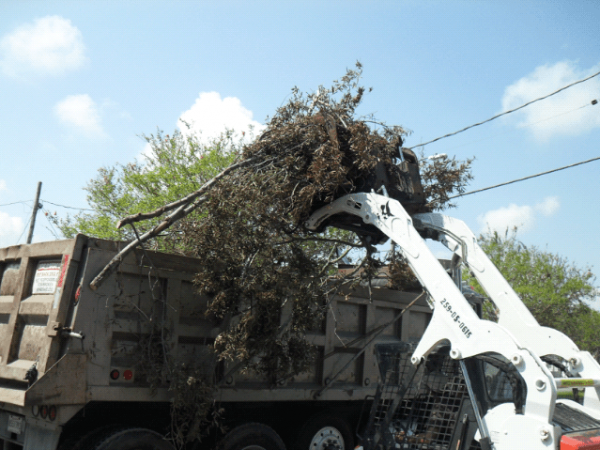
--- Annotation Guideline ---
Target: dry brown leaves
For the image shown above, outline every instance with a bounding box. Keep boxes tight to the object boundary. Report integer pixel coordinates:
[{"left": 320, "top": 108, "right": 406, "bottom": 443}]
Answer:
[{"left": 177, "top": 64, "right": 474, "bottom": 386}]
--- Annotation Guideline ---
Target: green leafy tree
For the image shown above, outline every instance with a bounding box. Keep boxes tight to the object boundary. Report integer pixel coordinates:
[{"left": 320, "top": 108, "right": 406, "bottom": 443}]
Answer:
[
  {"left": 466, "top": 230, "right": 600, "bottom": 357},
  {"left": 54, "top": 129, "right": 237, "bottom": 253}
]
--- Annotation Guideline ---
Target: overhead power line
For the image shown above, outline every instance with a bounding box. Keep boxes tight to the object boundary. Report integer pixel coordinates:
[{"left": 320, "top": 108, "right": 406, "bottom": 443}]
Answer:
[
  {"left": 0, "top": 200, "right": 31, "bottom": 207},
  {"left": 450, "top": 156, "right": 600, "bottom": 199},
  {"left": 41, "top": 199, "right": 94, "bottom": 212},
  {"left": 408, "top": 70, "right": 600, "bottom": 150},
  {"left": 16, "top": 215, "right": 32, "bottom": 245},
  {"left": 443, "top": 102, "right": 592, "bottom": 152}
]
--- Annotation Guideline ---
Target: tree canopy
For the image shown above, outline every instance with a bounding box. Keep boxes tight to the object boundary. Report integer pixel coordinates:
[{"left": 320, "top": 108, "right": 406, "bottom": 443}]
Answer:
[
  {"left": 466, "top": 230, "right": 600, "bottom": 358},
  {"left": 54, "top": 129, "right": 237, "bottom": 253}
]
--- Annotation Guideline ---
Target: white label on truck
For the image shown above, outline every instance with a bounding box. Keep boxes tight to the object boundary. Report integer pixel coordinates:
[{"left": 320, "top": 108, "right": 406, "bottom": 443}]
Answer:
[
  {"left": 7, "top": 414, "right": 24, "bottom": 434},
  {"left": 32, "top": 261, "right": 62, "bottom": 294}
]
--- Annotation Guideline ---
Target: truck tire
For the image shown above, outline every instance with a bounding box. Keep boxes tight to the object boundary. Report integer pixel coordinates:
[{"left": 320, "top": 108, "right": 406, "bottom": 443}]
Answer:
[
  {"left": 82, "top": 428, "right": 174, "bottom": 450},
  {"left": 58, "top": 426, "right": 126, "bottom": 450},
  {"left": 295, "top": 413, "right": 353, "bottom": 450},
  {"left": 220, "top": 423, "right": 286, "bottom": 450}
]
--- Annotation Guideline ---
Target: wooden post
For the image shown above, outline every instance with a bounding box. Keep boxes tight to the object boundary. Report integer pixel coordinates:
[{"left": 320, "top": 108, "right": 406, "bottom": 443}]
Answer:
[{"left": 26, "top": 182, "right": 42, "bottom": 244}]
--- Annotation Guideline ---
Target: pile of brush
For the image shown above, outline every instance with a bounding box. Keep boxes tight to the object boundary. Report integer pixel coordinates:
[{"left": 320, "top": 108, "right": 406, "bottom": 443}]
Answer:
[{"left": 99, "top": 63, "right": 472, "bottom": 385}]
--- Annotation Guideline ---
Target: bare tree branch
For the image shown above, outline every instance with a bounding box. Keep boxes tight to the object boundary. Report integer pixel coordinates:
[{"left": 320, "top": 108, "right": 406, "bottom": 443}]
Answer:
[
  {"left": 89, "top": 198, "right": 205, "bottom": 290},
  {"left": 116, "top": 156, "right": 262, "bottom": 229}
]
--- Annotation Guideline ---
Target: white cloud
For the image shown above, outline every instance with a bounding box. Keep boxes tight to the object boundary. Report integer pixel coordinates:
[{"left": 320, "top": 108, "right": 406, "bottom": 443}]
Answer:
[
  {"left": 479, "top": 204, "right": 535, "bottom": 234},
  {"left": 0, "top": 180, "right": 6, "bottom": 192},
  {"left": 0, "top": 211, "right": 24, "bottom": 246},
  {"left": 501, "top": 61, "right": 600, "bottom": 141},
  {"left": 0, "top": 15, "right": 87, "bottom": 77},
  {"left": 178, "top": 92, "right": 265, "bottom": 144},
  {"left": 54, "top": 94, "right": 105, "bottom": 137},
  {"left": 478, "top": 197, "right": 560, "bottom": 234},
  {"left": 535, "top": 196, "right": 559, "bottom": 216},
  {"left": 140, "top": 142, "right": 153, "bottom": 160}
]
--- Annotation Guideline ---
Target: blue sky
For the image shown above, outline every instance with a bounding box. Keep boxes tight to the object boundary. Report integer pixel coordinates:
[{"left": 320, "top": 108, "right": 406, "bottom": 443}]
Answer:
[{"left": 1, "top": 1, "right": 599, "bottom": 300}]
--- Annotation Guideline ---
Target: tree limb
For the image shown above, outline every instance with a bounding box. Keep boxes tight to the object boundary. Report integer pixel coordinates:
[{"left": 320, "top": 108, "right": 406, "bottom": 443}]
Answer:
[
  {"left": 116, "top": 156, "right": 261, "bottom": 229},
  {"left": 89, "top": 198, "right": 205, "bottom": 290},
  {"left": 274, "top": 236, "right": 363, "bottom": 247}
]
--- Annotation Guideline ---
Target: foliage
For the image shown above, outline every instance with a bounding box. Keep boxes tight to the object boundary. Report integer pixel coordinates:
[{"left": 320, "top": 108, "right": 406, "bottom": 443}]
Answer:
[
  {"left": 466, "top": 230, "right": 600, "bottom": 357},
  {"left": 419, "top": 153, "right": 474, "bottom": 210},
  {"left": 169, "top": 363, "right": 224, "bottom": 447},
  {"left": 52, "top": 130, "right": 236, "bottom": 253},
  {"left": 55, "top": 64, "right": 475, "bottom": 445},
  {"left": 183, "top": 63, "right": 473, "bottom": 383},
  {"left": 56, "top": 64, "right": 475, "bottom": 383}
]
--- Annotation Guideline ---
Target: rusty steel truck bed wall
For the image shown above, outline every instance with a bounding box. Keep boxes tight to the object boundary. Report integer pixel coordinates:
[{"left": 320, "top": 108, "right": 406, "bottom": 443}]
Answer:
[{"left": 0, "top": 235, "right": 431, "bottom": 449}]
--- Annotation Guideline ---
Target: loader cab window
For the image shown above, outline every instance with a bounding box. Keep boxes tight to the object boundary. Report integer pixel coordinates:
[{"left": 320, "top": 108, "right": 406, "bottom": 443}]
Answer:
[
  {"left": 477, "top": 355, "right": 525, "bottom": 413},
  {"left": 483, "top": 361, "right": 514, "bottom": 403}
]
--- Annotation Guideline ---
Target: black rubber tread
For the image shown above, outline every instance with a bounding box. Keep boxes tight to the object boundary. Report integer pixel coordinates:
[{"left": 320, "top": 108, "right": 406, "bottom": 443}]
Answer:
[
  {"left": 220, "top": 423, "right": 286, "bottom": 450},
  {"left": 294, "top": 412, "right": 353, "bottom": 450},
  {"left": 58, "top": 425, "right": 126, "bottom": 450},
  {"left": 82, "top": 427, "right": 174, "bottom": 450}
]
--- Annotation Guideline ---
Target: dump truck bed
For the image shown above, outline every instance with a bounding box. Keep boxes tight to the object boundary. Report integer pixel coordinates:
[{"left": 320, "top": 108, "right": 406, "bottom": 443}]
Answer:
[{"left": 0, "top": 235, "right": 431, "bottom": 448}]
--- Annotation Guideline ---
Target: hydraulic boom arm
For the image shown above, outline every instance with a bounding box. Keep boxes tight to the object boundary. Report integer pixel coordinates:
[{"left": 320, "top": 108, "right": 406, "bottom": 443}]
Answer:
[
  {"left": 306, "top": 191, "right": 600, "bottom": 450},
  {"left": 412, "top": 212, "right": 600, "bottom": 410}
]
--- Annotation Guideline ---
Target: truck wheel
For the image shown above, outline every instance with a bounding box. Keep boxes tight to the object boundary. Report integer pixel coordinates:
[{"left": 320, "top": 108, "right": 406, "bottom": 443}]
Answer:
[
  {"left": 83, "top": 428, "right": 174, "bottom": 450},
  {"left": 295, "top": 413, "right": 353, "bottom": 450},
  {"left": 220, "top": 423, "right": 286, "bottom": 450},
  {"left": 59, "top": 426, "right": 125, "bottom": 450}
]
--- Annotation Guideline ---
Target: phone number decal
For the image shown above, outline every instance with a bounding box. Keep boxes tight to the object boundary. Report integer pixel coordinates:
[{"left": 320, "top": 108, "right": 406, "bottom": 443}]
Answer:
[{"left": 440, "top": 299, "right": 472, "bottom": 338}]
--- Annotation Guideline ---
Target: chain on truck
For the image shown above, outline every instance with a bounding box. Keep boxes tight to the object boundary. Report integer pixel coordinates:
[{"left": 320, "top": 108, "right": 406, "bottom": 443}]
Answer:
[{"left": 1, "top": 149, "right": 600, "bottom": 450}]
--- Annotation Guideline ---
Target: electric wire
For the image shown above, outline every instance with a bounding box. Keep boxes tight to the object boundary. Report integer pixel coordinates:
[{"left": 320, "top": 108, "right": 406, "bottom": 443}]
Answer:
[
  {"left": 449, "top": 156, "right": 600, "bottom": 199},
  {"left": 0, "top": 200, "right": 31, "bottom": 207},
  {"left": 443, "top": 102, "right": 592, "bottom": 152},
  {"left": 407, "top": 70, "right": 600, "bottom": 150},
  {"left": 15, "top": 215, "right": 32, "bottom": 244},
  {"left": 41, "top": 199, "right": 94, "bottom": 212},
  {"left": 42, "top": 208, "right": 62, "bottom": 240}
]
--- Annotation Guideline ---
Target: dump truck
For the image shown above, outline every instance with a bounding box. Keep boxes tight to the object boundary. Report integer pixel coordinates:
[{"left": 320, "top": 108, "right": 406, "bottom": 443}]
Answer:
[{"left": 0, "top": 234, "right": 436, "bottom": 450}]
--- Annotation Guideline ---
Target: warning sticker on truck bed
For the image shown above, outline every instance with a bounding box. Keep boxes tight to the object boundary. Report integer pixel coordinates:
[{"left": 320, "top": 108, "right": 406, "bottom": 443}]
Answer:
[
  {"left": 32, "top": 260, "right": 62, "bottom": 294},
  {"left": 7, "top": 414, "right": 24, "bottom": 434}
]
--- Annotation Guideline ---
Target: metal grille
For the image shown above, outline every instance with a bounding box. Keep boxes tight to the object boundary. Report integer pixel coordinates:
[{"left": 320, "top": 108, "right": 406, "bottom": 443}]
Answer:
[
  {"left": 363, "top": 344, "right": 469, "bottom": 450},
  {"left": 553, "top": 403, "right": 600, "bottom": 433}
]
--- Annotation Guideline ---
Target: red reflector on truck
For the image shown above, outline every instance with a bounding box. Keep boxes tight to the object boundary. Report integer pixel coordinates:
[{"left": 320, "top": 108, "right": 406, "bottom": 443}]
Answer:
[
  {"left": 49, "top": 405, "right": 57, "bottom": 421},
  {"left": 562, "top": 431, "right": 600, "bottom": 450}
]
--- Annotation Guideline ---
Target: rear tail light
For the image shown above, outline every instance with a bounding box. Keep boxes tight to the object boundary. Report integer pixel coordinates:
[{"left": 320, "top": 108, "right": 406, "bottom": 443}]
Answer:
[
  {"left": 40, "top": 405, "right": 48, "bottom": 419},
  {"left": 48, "top": 405, "right": 57, "bottom": 421},
  {"left": 110, "top": 367, "right": 134, "bottom": 382}
]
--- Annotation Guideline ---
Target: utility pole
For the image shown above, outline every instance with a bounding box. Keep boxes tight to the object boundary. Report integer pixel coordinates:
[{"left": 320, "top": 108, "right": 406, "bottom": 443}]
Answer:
[{"left": 26, "top": 182, "right": 42, "bottom": 244}]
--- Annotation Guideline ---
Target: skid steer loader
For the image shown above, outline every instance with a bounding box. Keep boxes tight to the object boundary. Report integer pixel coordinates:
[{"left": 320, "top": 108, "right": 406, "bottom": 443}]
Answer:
[{"left": 306, "top": 190, "right": 600, "bottom": 450}]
